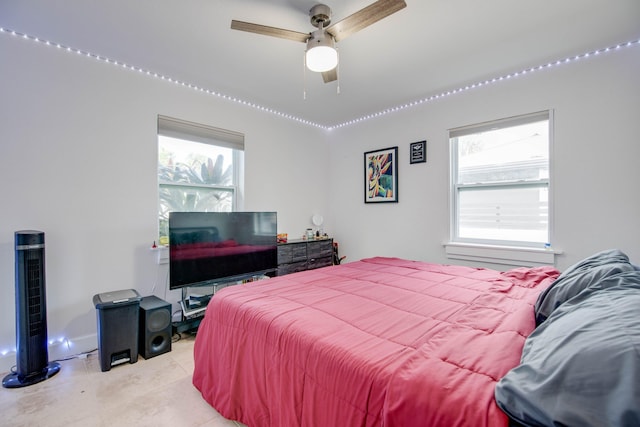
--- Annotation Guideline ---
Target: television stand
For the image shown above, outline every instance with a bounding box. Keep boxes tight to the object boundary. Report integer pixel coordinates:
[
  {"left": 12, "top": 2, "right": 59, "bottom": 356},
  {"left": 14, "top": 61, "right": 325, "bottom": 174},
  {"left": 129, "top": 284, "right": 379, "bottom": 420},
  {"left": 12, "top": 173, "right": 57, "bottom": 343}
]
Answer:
[
  {"left": 173, "top": 274, "right": 272, "bottom": 334},
  {"left": 173, "top": 316, "right": 202, "bottom": 334}
]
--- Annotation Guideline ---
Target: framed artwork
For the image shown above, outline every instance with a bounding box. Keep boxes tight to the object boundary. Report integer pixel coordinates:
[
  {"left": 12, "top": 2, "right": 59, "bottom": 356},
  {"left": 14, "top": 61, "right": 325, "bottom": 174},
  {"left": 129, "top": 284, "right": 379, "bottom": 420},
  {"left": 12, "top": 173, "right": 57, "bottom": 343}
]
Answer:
[
  {"left": 364, "top": 146, "right": 398, "bottom": 203},
  {"left": 410, "top": 140, "right": 427, "bottom": 164}
]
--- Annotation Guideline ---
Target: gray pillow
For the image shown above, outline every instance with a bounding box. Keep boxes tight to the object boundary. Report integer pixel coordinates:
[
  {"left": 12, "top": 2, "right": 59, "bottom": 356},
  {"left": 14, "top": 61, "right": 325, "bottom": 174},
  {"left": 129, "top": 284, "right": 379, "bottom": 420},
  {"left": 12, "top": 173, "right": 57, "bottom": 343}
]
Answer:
[
  {"left": 496, "top": 271, "right": 640, "bottom": 427},
  {"left": 534, "top": 249, "right": 633, "bottom": 324}
]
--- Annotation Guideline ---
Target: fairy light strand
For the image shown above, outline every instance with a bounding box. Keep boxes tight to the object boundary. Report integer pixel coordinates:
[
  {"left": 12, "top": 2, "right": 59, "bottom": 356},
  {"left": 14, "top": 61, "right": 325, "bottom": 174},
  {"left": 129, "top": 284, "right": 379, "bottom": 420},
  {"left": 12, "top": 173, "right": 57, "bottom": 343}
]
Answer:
[
  {"left": 1, "top": 27, "right": 637, "bottom": 131},
  {"left": 1, "top": 336, "right": 72, "bottom": 359},
  {"left": 329, "top": 39, "right": 640, "bottom": 130},
  {"left": 0, "top": 27, "right": 323, "bottom": 129}
]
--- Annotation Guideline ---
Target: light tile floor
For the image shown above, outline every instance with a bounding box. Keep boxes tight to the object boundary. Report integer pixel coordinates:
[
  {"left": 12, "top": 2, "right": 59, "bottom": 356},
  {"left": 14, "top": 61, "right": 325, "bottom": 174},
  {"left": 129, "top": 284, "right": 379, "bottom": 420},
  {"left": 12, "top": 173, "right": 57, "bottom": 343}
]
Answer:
[{"left": 0, "top": 333, "right": 246, "bottom": 427}]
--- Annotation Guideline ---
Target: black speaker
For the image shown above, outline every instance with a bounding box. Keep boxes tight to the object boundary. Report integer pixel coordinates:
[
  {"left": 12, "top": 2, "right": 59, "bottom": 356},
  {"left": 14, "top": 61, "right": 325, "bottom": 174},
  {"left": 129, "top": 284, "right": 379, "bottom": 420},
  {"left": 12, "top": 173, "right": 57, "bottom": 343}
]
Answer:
[
  {"left": 3, "top": 230, "right": 60, "bottom": 388},
  {"left": 139, "top": 296, "right": 172, "bottom": 359}
]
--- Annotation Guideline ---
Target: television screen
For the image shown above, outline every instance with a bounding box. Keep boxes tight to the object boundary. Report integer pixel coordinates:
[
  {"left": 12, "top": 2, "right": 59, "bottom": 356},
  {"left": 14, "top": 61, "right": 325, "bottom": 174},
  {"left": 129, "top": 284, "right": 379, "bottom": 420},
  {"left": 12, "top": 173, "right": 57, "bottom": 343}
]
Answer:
[{"left": 168, "top": 211, "right": 277, "bottom": 290}]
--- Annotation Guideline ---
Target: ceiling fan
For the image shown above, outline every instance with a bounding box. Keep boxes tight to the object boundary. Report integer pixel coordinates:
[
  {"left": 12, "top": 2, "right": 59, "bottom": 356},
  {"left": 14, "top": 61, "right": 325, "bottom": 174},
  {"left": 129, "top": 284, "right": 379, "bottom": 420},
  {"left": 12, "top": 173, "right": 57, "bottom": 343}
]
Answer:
[{"left": 231, "top": 0, "right": 407, "bottom": 83}]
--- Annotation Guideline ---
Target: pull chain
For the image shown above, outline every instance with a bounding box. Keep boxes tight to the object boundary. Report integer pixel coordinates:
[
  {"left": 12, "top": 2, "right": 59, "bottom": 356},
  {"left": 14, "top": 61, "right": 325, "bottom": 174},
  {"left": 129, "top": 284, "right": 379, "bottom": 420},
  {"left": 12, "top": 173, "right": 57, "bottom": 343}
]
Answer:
[
  {"left": 336, "top": 48, "right": 340, "bottom": 95},
  {"left": 303, "top": 53, "right": 307, "bottom": 100}
]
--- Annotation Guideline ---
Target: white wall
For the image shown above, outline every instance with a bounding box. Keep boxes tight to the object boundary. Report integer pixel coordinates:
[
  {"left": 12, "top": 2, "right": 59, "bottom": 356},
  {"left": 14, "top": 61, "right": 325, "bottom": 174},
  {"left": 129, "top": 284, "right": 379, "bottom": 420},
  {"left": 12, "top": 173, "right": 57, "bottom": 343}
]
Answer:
[
  {"left": 0, "top": 36, "right": 329, "bottom": 370},
  {"left": 2, "top": 32, "right": 639, "bottom": 373},
  {"left": 327, "top": 46, "right": 640, "bottom": 271}
]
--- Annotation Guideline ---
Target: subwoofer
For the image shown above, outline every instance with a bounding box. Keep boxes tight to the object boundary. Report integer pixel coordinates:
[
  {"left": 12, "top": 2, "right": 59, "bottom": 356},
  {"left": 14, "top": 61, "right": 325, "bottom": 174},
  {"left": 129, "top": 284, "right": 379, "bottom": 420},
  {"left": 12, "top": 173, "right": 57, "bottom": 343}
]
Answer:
[
  {"left": 138, "top": 296, "right": 172, "bottom": 359},
  {"left": 2, "top": 230, "right": 60, "bottom": 388}
]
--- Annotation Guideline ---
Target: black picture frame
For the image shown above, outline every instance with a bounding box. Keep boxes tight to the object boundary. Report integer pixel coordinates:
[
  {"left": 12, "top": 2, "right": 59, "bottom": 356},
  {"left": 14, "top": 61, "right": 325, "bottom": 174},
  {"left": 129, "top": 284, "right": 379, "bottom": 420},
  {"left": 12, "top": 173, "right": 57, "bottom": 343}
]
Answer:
[
  {"left": 364, "top": 146, "right": 398, "bottom": 203},
  {"left": 410, "top": 140, "right": 427, "bottom": 164}
]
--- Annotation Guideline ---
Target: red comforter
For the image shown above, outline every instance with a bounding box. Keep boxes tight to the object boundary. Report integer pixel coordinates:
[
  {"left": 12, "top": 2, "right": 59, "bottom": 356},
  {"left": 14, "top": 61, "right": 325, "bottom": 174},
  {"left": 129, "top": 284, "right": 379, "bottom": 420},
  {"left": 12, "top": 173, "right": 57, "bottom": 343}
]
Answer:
[{"left": 193, "top": 257, "right": 559, "bottom": 426}]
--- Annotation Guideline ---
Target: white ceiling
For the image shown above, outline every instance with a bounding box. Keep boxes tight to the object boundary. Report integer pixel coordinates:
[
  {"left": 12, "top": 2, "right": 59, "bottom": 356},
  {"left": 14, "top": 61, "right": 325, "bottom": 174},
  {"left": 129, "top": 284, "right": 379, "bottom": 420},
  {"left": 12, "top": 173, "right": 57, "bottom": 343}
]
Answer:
[{"left": 2, "top": 1, "right": 639, "bottom": 128}]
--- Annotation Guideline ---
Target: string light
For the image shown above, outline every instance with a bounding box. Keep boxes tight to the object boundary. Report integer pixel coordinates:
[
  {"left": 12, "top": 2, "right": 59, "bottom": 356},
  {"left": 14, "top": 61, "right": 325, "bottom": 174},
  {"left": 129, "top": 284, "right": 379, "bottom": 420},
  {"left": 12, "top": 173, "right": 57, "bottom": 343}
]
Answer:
[
  {"left": 1, "top": 27, "right": 637, "bottom": 131},
  {"left": 330, "top": 39, "right": 640, "bottom": 130},
  {"left": 0, "top": 26, "right": 325, "bottom": 130},
  {"left": 1, "top": 336, "right": 71, "bottom": 359},
  {"left": 1, "top": 347, "right": 15, "bottom": 357}
]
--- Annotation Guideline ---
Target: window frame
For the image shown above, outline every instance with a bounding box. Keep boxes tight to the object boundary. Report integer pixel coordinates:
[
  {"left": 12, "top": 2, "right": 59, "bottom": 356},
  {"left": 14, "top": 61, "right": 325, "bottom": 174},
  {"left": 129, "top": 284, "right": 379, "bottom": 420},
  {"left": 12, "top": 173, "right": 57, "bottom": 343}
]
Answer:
[
  {"left": 157, "top": 115, "right": 244, "bottom": 241},
  {"left": 447, "top": 110, "right": 556, "bottom": 266}
]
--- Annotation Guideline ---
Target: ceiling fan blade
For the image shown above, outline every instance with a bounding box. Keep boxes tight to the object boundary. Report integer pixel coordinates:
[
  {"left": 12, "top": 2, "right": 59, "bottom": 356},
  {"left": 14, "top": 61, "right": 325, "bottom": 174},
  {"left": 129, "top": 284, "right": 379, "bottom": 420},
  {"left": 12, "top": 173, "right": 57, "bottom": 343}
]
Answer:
[
  {"left": 231, "top": 20, "right": 310, "bottom": 43},
  {"left": 326, "top": 0, "right": 407, "bottom": 42},
  {"left": 321, "top": 68, "right": 338, "bottom": 83}
]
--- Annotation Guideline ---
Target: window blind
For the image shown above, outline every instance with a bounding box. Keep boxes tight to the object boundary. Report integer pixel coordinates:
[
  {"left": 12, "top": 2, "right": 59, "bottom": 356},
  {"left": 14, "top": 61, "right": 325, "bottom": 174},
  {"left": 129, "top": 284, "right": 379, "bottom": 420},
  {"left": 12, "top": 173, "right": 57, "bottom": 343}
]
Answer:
[{"left": 157, "top": 115, "right": 244, "bottom": 151}]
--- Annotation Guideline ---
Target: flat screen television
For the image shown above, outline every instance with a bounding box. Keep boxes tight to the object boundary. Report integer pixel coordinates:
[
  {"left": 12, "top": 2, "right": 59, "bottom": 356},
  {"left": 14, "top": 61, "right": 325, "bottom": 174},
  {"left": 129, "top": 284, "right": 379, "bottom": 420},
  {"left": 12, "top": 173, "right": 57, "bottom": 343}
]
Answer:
[{"left": 168, "top": 211, "right": 277, "bottom": 290}]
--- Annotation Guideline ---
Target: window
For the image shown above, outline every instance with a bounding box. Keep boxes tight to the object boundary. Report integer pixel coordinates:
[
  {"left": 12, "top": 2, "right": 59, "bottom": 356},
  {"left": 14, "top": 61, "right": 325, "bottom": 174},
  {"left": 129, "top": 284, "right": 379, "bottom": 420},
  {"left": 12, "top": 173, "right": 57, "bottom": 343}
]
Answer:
[
  {"left": 157, "top": 116, "right": 244, "bottom": 243},
  {"left": 450, "top": 111, "right": 551, "bottom": 249}
]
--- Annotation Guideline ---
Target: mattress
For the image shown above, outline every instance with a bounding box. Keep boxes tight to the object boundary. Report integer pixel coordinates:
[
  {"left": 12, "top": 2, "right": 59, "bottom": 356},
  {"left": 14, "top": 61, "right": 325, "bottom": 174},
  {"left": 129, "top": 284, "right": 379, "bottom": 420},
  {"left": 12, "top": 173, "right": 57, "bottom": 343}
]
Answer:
[{"left": 193, "top": 257, "right": 559, "bottom": 426}]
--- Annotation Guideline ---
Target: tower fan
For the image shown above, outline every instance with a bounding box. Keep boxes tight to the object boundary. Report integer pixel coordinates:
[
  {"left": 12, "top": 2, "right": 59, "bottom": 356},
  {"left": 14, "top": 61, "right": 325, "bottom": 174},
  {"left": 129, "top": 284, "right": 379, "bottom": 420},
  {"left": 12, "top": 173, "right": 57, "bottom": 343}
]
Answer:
[{"left": 2, "top": 230, "right": 60, "bottom": 388}]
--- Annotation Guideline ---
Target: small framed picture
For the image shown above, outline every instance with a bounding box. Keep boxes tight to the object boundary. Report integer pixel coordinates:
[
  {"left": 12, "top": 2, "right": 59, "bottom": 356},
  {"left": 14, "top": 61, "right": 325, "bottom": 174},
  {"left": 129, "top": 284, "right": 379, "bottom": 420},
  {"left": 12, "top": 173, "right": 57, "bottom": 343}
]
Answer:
[
  {"left": 364, "top": 146, "right": 398, "bottom": 203},
  {"left": 410, "top": 140, "right": 427, "bottom": 164}
]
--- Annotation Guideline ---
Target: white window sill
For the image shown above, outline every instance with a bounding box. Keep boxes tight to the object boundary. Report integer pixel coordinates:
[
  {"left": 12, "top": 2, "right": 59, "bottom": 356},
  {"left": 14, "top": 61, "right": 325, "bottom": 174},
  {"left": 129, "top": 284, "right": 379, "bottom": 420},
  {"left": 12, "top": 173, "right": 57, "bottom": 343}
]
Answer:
[{"left": 444, "top": 242, "right": 560, "bottom": 267}]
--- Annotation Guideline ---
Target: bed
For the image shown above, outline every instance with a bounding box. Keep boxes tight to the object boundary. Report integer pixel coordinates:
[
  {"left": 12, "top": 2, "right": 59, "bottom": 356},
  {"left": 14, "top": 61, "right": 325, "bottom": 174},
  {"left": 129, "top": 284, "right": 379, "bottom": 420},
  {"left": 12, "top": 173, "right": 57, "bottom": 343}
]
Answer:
[{"left": 193, "top": 256, "right": 562, "bottom": 426}]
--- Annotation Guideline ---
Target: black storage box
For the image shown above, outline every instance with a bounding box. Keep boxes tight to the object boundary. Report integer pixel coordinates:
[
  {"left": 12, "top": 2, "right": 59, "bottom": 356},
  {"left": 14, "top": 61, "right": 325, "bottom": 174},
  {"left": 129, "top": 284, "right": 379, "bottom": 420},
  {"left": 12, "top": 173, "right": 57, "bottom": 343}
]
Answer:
[{"left": 93, "top": 289, "right": 142, "bottom": 372}]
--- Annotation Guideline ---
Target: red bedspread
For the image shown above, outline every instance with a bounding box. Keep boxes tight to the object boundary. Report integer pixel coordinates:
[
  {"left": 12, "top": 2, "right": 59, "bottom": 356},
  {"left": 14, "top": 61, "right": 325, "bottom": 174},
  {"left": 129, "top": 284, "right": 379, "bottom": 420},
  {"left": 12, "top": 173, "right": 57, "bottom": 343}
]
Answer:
[{"left": 193, "top": 257, "right": 559, "bottom": 426}]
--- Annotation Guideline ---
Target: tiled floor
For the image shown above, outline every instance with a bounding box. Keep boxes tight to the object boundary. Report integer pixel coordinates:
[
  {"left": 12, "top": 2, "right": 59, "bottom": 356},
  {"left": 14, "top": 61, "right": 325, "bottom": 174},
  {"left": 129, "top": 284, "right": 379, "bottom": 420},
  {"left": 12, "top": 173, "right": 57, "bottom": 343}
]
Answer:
[{"left": 0, "top": 333, "right": 246, "bottom": 427}]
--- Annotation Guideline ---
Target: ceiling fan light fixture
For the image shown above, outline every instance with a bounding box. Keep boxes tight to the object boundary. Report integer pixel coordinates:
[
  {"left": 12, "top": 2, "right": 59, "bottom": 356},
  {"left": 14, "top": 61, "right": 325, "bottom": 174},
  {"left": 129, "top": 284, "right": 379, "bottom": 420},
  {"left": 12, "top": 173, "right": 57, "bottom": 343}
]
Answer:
[
  {"left": 231, "top": 0, "right": 408, "bottom": 82},
  {"left": 305, "top": 32, "right": 338, "bottom": 73}
]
